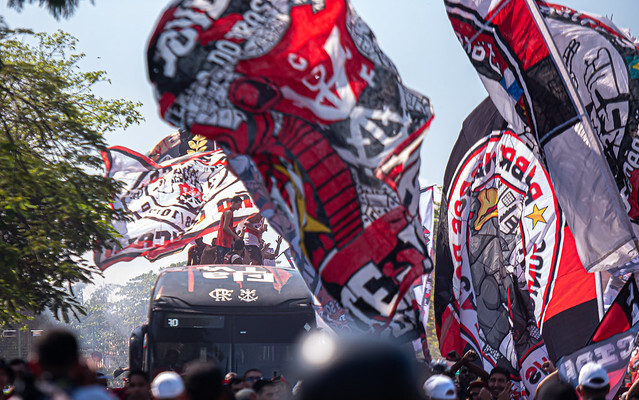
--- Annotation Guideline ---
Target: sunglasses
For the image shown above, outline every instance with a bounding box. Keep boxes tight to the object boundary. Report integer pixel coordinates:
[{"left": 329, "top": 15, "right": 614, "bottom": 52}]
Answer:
[{"left": 246, "top": 376, "right": 263, "bottom": 382}]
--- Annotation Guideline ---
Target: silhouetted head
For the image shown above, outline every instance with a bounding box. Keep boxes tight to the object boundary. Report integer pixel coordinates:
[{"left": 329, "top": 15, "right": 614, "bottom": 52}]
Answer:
[{"left": 299, "top": 340, "right": 420, "bottom": 400}]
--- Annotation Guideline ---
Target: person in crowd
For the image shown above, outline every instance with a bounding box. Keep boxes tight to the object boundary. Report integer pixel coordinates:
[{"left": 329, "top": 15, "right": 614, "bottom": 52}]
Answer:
[
  {"left": 124, "top": 370, "right": 151, "bottom": 400},
  {"left": 200, "top": 241, "right": 217, "bottom": 265},
  {"left": 243, "top": 369, "right": 263, "bottom": 389},
  {"left": 271, "top": 376, "right": 290, "bottom": 400},
  {"left": 223, "top": 372, "right": 237, "bottom": 382},
  {"left": 226, "top": 239, "right": 249, "bottom": 265},
  {"left": 244, "top": 214, "right": 265, "bottom": 265},
  {"left": 235, "top": 388, "right": 257, "bottom": 400},
  {"left": 625, "top": 375, "right": 639, "bottom": 400},
  {"left": 430, "top": 359, "right": 450, "bottom": 376},
  {"left": 0, "top": 360, "right": 15, "bottom": 400},
  {"left": 478, "top": 366, "right": 513, "bottom": 400},
  {"left": 153, "top": 349, "right": 182, "bottom": 377},
  {"left": 187, "top": 237, "right": 207, "bottom": 265},
  {"left": 535, "top": 379, "right": 578, "bottom": 400},
  {"left": 533, "top": 360, "right": 559, "bottom": 400},
  {"left": 227, "top": 377, "right": 245, "bottom": 394},
  {"left": 576, "top": 362, "right": 610, "bottom": 400},
  {"left": 424, "top": 374, "right": 458, "bottom": 400},
  {"left": 298, "top": 340, "right": 422, "bottom": 400},
  {"left": 468, "top": 379, "right": 487, "bottom": 400},
  {"left": 446, "top": 350, "right": 488, "bottom": 399},
  {"left": 7, "top": 360, "right": 29, "bottom": 382},
  {"left": 11, "top": 328, "right": 115, "bottom": 400},
  {"left": 182, "top": 362, "right": 224, "bottom": 400},
  {"left": 253, "top": 379, "right": 277, "bottom": 400},
  {"left": 150, "top": 372, "right": 185, "bottom": 400},
  {"left": 217, "top": 196, "right": 244, "bottom": 263}
]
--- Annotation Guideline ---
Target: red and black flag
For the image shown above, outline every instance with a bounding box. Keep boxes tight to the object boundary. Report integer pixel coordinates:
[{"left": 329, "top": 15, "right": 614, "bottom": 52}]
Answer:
[
  {"left": 590, "top": 277, "right": 639, "bottom": 344},
  {"left": 435, "top": 98, "right": 600, "bottom": 397},
  {"left": 557, "top": 276, "right": 639, "bottom": 399},
  {"left": 147, "top": 0, "right": 434, "bottom": 342},
  {"left": 444, "top": 0, "right": 639, "bottom": 272}
]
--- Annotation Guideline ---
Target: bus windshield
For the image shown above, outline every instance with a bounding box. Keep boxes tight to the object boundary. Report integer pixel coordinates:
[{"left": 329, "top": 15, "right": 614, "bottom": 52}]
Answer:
[{"left": 148, "top": 312, "right": 312, "bottom": 380}]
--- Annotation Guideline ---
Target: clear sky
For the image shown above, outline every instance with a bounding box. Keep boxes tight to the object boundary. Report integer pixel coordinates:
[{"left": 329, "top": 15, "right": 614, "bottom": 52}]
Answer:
[{"left": 1, "top": 0, "right": 637, "bottom": 285}]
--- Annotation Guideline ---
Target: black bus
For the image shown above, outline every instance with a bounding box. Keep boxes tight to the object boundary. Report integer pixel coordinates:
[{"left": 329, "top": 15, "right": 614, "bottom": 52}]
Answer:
[{"left": 130, "top": 265, "right": 315, "bottom": 380}]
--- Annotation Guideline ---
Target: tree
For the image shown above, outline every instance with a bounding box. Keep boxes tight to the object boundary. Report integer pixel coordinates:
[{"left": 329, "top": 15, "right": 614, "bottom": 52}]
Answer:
[
  {"left": 0, "top": 28, "right": 142, "bottom": 324},
  {"left": 426, "top": 186, "right": 442, "bottom": 360},
  {"left": 5, "top": 0, "right": 91, "bottom": 19},
  {"left": 68, "top": 270, "right": 159, "bottom": 378},
  {"left": 112, "top": 270, "right": 159, "bottom": 332}
]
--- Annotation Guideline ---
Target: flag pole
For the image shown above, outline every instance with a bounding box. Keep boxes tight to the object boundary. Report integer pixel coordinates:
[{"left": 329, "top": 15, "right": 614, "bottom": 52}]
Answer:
[{"left": 594, "top": 271, "right": 605, "bottom": 320}]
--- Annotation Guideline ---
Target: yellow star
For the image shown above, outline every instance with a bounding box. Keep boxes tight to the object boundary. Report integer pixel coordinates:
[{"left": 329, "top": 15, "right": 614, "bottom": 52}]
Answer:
[
  {"left": 525, "top": 204, "right": 547, "bottom": 229},
  {"left": 273, "top": 163, "right": 330, "bottom": 260},
  {"left": 634, "top": 62, "right": 639, "bottom": 71}
]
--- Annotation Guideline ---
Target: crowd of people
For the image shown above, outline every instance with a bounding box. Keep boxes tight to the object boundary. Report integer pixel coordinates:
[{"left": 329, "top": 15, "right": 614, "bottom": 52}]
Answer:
[
  {"left": 422, "top": 349, "right": 639, "bottom": 400},
  {"left": 3, "top": 327, "right": 639, "bottom": 399},
  {"left": 0, "top": 328, "right": 291, "bottom": 400},
  {"left": 187, "top": 197, "right": 282, "bottom": 267}
]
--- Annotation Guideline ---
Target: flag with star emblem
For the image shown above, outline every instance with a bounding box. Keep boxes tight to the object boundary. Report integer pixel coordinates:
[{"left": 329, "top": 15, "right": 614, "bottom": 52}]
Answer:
[
  {"left": 445, "top": 0, "right": 639, "bottom": 272},
  {"left": 147, "top": 0, "right": 434, "bottom": 342},
  {"left": 435, "top": 99, "right": 600, "bottom": 398}
]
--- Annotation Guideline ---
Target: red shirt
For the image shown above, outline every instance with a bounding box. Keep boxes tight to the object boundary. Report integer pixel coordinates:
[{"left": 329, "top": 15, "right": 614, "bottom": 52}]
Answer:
[{"left": 217, "top": 206, "right": 235, "bottom": 248}]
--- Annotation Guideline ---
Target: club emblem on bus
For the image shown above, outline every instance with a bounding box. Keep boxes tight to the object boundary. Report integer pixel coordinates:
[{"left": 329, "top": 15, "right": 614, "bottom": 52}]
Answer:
[{"left": 209, "top": 288, "right": 233, "bottom": 302}]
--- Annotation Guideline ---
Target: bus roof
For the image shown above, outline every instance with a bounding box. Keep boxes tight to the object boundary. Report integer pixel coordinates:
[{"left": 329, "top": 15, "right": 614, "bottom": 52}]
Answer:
[{"left": 151, "top": 265, "right": 313, "bottom": 311}]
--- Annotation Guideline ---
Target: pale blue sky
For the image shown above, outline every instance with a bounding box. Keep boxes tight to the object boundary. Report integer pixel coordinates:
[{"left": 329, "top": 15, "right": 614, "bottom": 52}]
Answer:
[{"left": 1, "top": 0, "right": 637, "bottom": 284}]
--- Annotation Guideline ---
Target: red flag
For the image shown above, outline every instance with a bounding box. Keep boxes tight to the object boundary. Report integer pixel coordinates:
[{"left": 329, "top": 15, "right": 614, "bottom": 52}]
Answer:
[{"left": 147, "top": 0, "right": 434, "bottom": 340}]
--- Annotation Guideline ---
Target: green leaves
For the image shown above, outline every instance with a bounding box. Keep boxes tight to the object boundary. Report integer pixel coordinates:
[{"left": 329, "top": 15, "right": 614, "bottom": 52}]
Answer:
[
  {"left": 68, "top": 271, "right": 159, "bottom": 370},
  {"left": 6, "top": 0, "right": 91, "bottom": 20},
  {"left": 0, "top": 29, "right": 142, "bottom": 324}
]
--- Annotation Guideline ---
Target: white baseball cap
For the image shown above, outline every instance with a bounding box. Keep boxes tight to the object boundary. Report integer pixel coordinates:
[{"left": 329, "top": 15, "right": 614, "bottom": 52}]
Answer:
[
  {"left": 424, "top": 374, "right": 457, "bottom": 400},
  {"left": 578, "top": 362, "right": 609, "bottom": 389},
  {"left": 151, "top": 371, "right": 185, "bottom": 399}
]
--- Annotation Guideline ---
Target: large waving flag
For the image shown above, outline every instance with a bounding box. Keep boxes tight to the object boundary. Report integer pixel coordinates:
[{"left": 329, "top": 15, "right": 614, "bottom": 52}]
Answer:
[
  {"left": 94, "top": 147, "right": 258, "bottom": 269},
  {"left": 147, "top": 0, "right": 434, "bottom": 339},
  {"left": 435, "top": 99, "right": 600, "bottom": 398},
  {"left": 444, "top": 0, "right": 639, "bottom": 272}
]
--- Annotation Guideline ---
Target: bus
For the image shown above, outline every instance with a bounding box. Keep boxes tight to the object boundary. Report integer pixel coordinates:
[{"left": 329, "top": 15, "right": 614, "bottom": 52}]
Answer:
[{"left": 129, "top": 265, "right": 315, "bottom": 380}]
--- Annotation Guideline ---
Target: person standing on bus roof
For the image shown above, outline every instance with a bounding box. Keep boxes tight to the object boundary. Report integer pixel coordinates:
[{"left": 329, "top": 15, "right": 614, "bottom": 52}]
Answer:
[
  {"left": 244, "top": 214, "right": 265, "bottom": 265},
  {"left": 187, "top": 237, "right": 206, "bottom": 266},
  {"left": 262, "top": 236, "right": 282, "bottom": 267},
  {"left": 226, "top": 240, "right": 249, "bottom": 265},
  {"left": 216, "top": 196, "right": 243, "bottom": 263}
]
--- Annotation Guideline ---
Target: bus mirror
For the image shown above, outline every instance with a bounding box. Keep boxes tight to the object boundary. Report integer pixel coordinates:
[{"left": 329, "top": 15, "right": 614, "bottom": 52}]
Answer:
[{"left": 129, "top": 325, "right": 147, "bottom": 371}]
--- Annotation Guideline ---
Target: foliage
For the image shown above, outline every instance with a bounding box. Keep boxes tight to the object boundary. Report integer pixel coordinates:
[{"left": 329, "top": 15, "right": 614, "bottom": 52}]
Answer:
[
  {"left": 68, "top": 270, "right": 159, "bottom": 375},
  {"left": 426, "top": 187, "right": 442, "bottom": 360},
  {"left": 5, "top": 0, "right": 92, "bottom": 19},
  {"left": 0, "top": 29, "right": 142, "bottom": 324}
]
